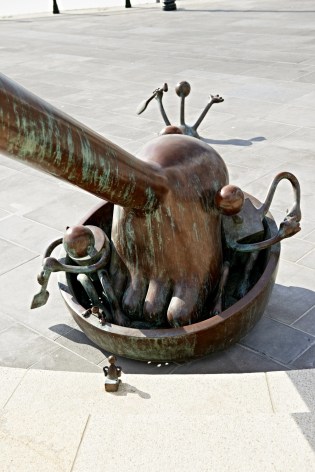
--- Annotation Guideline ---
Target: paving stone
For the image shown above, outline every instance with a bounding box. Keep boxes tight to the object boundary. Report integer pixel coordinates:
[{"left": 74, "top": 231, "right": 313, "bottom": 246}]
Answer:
[
  {"left": 293, "top": 306, "right": 315, "bottom": 337},
  {"left": 240, "top": 317, "right": 315, "bottom": 365},
  {"left": 4, "top": 369, "right": 272, "bottom": 416},
  {"left": 0, "top": 313, "right": 16, "bottom": 334},
  {"left": 297, "top": 248, "right": 315, "bottom": 270},
  {"left": 0, "top": 367, "right": 25, "bottom": 408},
  {"left": 304, "top": 229, "right": 315, "bottom": 243},
  {"left": 0, "top": 409, "right": 89, "bottom": 472},
  {"left": 0, "top": 257, "right": 77, "bottom": 340},
  {"left": 280, "top": 237, "right": 314, "bottom": 263},
  {"left": 24, "top": 189, "right": 101, "bottom": 232},
  {"left": 55, "top": 328, "right": 107, "bottom": 365},
  {"left": 267, "top": 370, "right": 315, "bottom": 413},
  {"left": 0, "top": 215, "right": 62, "bottom": 253},
  {"left": 265, "top": 282, "right": 315, "bottom": 325},
  {"left": 290, "top": 344, "right": 315, "bottom": 370},
  {"left": 171, "top": 344, "right": 287, "bottom": 374},
  {"left": 0, "top": 208, "right": 11, "bottom": 220},
  {"left": 0, "top": 238, "right": 37, "bottom": 275},
  {"left": 30, "top": 346, "right": 102, "bottom": 373},
  {"left": 0, "top": 324, "right": 57, "bottom": 368},
  {"left": 72, "top": 412, "right": 315, "bottom": 472}
]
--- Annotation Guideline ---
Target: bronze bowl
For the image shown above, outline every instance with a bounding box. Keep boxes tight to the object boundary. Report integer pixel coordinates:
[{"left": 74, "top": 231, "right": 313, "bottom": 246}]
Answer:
[{"left": 58, "top": 199, "right": 280, "bottom": 362}]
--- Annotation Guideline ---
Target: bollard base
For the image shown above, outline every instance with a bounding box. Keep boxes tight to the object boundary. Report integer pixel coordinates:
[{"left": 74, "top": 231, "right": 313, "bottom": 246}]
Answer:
[{"left": 163, "top": 1, "right": 177, "bottom": 10}]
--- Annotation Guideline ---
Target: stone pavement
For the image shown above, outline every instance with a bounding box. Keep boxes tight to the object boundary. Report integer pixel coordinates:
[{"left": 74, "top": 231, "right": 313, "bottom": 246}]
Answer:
[
  {"left": 0, "top": 0, "right": 315, "bottom": 470},
  {"left": 1, "top": 366, "right": 315, "bottom": 471}
]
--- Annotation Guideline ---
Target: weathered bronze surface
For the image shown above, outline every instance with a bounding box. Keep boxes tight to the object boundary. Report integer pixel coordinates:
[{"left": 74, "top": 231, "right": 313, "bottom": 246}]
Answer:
[
  {"left": 58, "top": 198, "right": 280, "bottom": 361},
  {"left": 137, "top": 81, "right": 224, "bottom": 139},
  {"left": 0, "top": 72, "right": 302, "bottom": 361},
  {"left": 103, "top": 355, "right": 122, "bottom": 392}
]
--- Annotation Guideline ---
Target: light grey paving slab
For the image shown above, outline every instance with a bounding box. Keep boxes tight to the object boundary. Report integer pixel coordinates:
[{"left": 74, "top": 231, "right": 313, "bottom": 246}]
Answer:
[
  {"left": 0, "top": 209, "right": 11, "bottom": 220},
  {"left": 0, "top": 257, "right": 77, "bottom": 340},
  {"left": 0, "top": 324, "right": 57, "bottom": 368},
  {"left": 305, "top": 230, "right": 315, "bottom": 243},
  {"left": 0, "top": 171, "right": 72, "bottom": 216},
  {"left": 0, "top": 366, "right": 25, "bottom": 408},
  {"left": 72, "top": 412, "right": 315, "bottom": 472},
  {"left": 0, "top": 215, "right": 62, "bottom": 253},
  {"left": 0, "top": 408, "right": 89, "bottom": 472},
  {"left": 4, "top": 370, "right": 273, "bottom": 416},
  {"left": 240, "top": 62, "right": 315, "bottom": 81},
  {"left": 0, "top": 238, "right": 37, "bottom": 275},
  {"left": 0, "top": 163, "right": 19, "bottom": 182},
  {"left": 290, "top": 90, "right": 315, "bottom": 108},
  {"left": 267, "top": 369, "right": 315, "bottom": 413},
  {"left": 297, "top": 248, "right": 315, "bottom": 270},
  {"left": 264, "top": 104, "right": 315, "bottom": 128},
  {"left": 24, "top": 189, "right": 101, "bottom": 232},
  {"left": 280, "top": 237, "right": 314, "bottom": 263},
  {"left": 240, "top": 317, "right": 315, "bottom": 365},
  {"left": 297, "top": 71, "right": 315, "bottom": 84},
  {"left": 0, "top": 313, "right": 16, "bottom": 334}
]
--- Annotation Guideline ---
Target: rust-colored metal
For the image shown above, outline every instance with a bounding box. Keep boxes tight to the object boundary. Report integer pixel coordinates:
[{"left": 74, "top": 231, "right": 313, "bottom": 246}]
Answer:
[
  {"left": 0, "top": 73, "right": 231, "bottom": 328},
  {"left": 58, "top": 199, "right": 280, "bottom": 362},
  {"left": 0, "top": 73, "right": 302, "bottom": 361},
  {"left": 103, "top": 355, "right": 122, "bottom": 392},
  {"left": 137, "top": 81, "right": 224, "bottom": 138}
]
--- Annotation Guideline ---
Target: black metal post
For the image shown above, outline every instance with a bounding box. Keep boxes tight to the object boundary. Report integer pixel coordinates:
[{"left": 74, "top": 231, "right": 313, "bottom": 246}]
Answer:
[
  {"left": 125, "top": 0, "right": 132, "bottom": 7},
  {"left": 53, "top": 0, "right": 60, "bottom": 14},
  {"left": 163, "top": 0, "right": 176, "bottom": 10}
]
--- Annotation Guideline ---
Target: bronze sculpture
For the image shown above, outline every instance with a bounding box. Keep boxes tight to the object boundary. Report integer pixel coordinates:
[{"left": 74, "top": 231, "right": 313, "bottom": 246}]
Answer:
[
  {"left": 137, "top": 81, "right": 224, "bottom": 139},
  {"left": 103, "top": 355, "right": 122, "bottom": 392},
  {"left": 0, "top": 73, "right": 302, "bottom": 360}
]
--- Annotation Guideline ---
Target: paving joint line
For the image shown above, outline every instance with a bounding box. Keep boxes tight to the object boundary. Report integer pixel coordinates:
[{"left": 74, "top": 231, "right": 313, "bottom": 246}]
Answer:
[{"left": 70, "top": 413, "right": 91, "bottom": 472}]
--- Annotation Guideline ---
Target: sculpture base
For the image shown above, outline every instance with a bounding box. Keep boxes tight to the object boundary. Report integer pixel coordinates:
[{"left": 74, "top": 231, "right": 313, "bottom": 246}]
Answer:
[{"left": 58, "top": 198, "right": 280, "bottom": 362}]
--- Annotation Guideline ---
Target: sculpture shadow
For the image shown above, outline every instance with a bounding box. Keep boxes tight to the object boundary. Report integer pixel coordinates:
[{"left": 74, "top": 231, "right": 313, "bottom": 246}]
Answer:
[
  {"left": 49, "top": 324, "right": 177, "bottom": 374},
  {"left": 284, "top": 370, "right": 315, "bottom": 454},
  {"left": 109, "top": 383, "right": 151, "bottom": 399},
  {"left": 203, "top": 136, "right": 266, "bottom": 147},
  {"left": 50, "top": 285, "right": 314, "bottom": 375}
]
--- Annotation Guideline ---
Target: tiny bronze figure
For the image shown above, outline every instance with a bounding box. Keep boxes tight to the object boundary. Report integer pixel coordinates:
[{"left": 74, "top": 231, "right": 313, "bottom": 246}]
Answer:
[
  {"left": 137, "top": 81, "right": 224, "bottom": 139},
  {"left": 103, "top": 355, "right": 122, "bottom": 392}
]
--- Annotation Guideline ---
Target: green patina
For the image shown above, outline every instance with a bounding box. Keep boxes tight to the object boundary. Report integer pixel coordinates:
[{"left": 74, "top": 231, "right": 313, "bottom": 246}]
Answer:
[
  {"left": 192, "top": 221, "right": 200, "bottom": 242},
  {"left": 143, "top": 186, "right": 157, "bottom": 211},
  {"left": 98, "top": 162, "right": 112, "bottom": 191},
  {"left": 65, "top": 129, "right": 75, "bottom": 173},
  {"left": 80, "top": 134, "right": 95, "bottom": 183},
  {"left": 13, "top": 103, "right": 20, "bottom": 130},
  {"left": 53, "top": 126, "right": 62, "bottom": 165},
  {"left": 123, "top": 172, "right": 137, "bottom": 204},
  {"left": 145, "top": 209, "right": 159, "bottom": 266},
  {"left": 124, "top": 212, "right": 139, "bottom": 272},
  {"left": 165, "top": 205, "right": 176, "bottom": 232}
]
